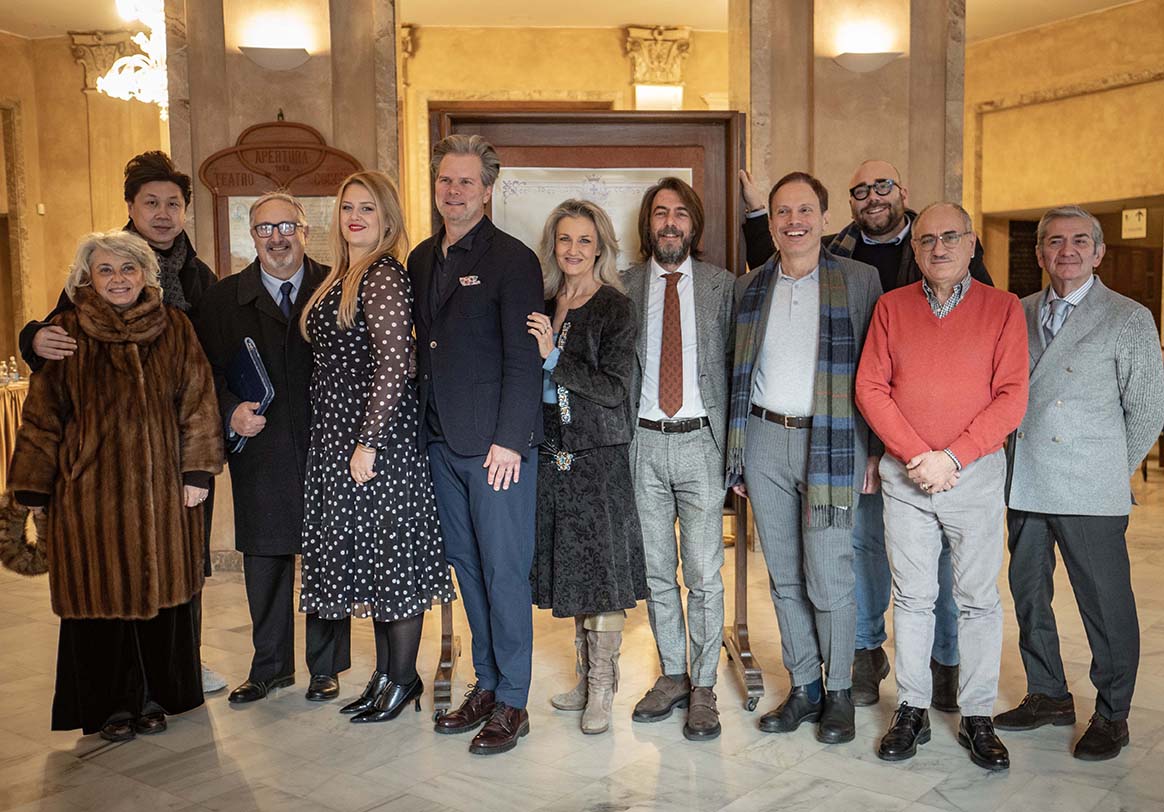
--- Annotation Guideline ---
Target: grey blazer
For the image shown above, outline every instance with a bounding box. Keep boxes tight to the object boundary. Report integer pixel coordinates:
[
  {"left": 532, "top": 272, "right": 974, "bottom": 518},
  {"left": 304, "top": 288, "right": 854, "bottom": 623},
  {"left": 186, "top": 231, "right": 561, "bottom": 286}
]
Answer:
[
  {"left": 733, "top": 250, "right": 882, "bottom": 493},
  {"left": 1007, "top": 276, "right": 1164, "bottom": 516},
  {"left": 622, "top": 260, "right": 736, "bottom": 462}
]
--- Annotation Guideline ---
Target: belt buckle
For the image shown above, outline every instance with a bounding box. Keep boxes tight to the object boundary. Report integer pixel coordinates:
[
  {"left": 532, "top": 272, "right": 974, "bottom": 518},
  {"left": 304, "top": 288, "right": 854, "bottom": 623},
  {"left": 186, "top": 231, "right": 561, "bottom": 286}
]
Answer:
[
  {"left": 782, "top": 414, "right": 795, "bottom": 429},
  {"left": 659, "top": 420, "right": 673, "bottom": 434}
]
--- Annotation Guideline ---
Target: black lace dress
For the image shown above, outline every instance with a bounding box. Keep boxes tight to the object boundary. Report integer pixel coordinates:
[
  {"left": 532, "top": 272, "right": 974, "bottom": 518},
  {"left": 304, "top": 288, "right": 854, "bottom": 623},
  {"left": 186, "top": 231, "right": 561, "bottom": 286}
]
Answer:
[{"left": 300, "top": 256, "right": 455, "bottom": 621}]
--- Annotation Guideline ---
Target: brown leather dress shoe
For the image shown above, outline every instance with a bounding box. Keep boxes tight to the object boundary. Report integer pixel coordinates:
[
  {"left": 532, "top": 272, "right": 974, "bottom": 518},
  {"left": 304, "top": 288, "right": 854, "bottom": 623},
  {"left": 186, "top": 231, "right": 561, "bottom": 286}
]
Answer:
[
  {"left": 99, "top": 719, "right": 136, "bottom": 742},
  {"left": 133, "top": 712, "right": 167, "bottom": 735},
  {"left": 434, "top": 683, "right": 496, "bottom": 734},
  {"left": 684, "top": 687, "right": 721, "bottom": 741},
  {"left": 1074, "top": 714, "right": 1129, "bottom": 761},
  {"left": 469, "top": 703, "right": 529, "bottom": 755}
]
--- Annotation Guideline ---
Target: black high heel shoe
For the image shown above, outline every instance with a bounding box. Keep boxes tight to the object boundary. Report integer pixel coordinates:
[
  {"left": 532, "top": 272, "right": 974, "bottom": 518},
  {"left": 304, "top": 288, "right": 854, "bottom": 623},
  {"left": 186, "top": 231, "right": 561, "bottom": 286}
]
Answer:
[
  {"left": 350, "top": 676, "right": 423, "bottom": 724},
  {"left": 340, "top": 671, "right": 389, "bottom": 715}
]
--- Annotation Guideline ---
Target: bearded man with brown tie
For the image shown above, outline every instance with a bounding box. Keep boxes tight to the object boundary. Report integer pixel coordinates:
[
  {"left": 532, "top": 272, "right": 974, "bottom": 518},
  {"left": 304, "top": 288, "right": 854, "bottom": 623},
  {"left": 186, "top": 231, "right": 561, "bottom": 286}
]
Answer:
[{"left": 622, "top": 177, "right": 735, "bottom": 741}]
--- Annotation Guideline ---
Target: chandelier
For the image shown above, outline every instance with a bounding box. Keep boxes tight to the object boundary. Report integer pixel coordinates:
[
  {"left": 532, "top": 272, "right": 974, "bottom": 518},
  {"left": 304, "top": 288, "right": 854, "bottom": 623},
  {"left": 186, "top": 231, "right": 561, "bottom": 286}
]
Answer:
[{"left": 96, "top": 0, "right": 169, "bottom": 120}]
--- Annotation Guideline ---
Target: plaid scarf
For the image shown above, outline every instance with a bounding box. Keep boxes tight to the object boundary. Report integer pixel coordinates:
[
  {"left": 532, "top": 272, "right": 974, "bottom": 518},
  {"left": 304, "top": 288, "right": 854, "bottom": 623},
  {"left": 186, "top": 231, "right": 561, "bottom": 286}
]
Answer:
[{"left": 726, "top": 251, "right": 856, "bottom": 529}]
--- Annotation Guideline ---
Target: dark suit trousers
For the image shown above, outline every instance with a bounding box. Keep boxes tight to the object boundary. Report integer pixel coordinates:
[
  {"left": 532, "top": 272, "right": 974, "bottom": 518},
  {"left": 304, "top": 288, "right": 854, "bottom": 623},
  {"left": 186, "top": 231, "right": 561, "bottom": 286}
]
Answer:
[
  {"left": 427, "top": 441, "right": 537, "bottom": 708},
  {"left": 243, "top": 554, "right": 351, "bottom": 681},
  {"left": 1006, "top": 510, "right": 1138, "bottom": 720}
]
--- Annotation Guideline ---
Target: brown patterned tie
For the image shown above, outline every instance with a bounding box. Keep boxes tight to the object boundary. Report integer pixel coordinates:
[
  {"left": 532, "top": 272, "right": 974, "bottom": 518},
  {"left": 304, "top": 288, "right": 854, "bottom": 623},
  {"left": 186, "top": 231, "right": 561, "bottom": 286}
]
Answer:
[{"left": 659, "top": 272, "right": 683, "bottom": 417}]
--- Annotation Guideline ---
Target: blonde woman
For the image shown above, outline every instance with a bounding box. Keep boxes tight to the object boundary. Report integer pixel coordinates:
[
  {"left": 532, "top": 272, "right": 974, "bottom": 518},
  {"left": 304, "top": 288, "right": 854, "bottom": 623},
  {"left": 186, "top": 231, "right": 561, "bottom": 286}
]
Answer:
[
  {"left": 299, "top": 171, "right": 455, "bottom": 723},
  {"left": 526, "top": 199, "right": 647, "bottom": 734}
]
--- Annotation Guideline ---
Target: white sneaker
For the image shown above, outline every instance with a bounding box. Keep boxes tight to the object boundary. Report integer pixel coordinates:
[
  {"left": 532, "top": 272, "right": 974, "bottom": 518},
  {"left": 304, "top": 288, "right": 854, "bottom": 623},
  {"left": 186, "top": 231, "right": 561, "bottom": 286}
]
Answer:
[{"left": 202, "top": 663, "right": 228, "bottom": 694}]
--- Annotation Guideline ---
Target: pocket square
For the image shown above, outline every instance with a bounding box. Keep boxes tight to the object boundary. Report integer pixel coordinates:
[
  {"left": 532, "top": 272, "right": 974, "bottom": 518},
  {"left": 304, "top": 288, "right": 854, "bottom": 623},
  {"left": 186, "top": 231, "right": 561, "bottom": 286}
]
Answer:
[{"left": 458, "top": 275, "right": 481, "bottom": 286}]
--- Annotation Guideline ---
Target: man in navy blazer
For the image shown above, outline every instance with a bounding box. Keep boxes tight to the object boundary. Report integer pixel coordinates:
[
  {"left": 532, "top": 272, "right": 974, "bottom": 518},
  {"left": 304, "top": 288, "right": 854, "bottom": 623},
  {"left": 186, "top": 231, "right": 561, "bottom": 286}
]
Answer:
[{"left": 408, "top": 134, "right": 544, "bottom": 755}]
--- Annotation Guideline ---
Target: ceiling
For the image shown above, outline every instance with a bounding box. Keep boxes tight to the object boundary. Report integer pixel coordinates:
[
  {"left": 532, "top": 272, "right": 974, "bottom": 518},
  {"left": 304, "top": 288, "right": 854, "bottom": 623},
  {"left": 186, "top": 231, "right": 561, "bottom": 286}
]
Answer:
[{"left": 0, "top": 0, "right": 1136, "bottom": 42}]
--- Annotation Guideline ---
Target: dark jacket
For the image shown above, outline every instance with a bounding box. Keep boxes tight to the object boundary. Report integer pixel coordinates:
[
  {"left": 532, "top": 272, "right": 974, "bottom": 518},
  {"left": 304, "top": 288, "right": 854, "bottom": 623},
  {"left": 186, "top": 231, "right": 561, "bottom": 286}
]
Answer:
[
  {"left": 546, "top": 285, "right": 638, "bottom": 451},
  {"left": 192, "top": 257, "right": 327, "bottom": 555},
  {"left": 742, "top": 209, "right": 993, "bottom": 289},
  {"left": 19, "top": 227, "right": 216, "bottom": 371},
  {"left": 407, "top": 217, "right": 544, "bottom": 457}
]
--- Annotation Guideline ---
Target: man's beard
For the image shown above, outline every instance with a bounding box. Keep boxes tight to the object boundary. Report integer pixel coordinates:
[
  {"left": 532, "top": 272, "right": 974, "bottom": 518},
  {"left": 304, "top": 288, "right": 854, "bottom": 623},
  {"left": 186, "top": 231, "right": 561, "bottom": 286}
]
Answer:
[
  {"left": 651, "top": 229, "right": 692, "bottom": 266},
  {"left": 855, "top": 197, "right": 906, "bottom": 238}
]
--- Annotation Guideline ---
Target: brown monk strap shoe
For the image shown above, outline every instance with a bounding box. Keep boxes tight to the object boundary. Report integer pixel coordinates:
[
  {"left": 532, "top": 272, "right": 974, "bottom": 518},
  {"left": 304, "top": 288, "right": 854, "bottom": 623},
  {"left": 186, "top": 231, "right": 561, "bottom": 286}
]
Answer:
[
  {"left": 993, "top": 693, "right": 1075, "bottom": 731},
  {"left": 632, "top": 674, "right": 691, "bottom": 722},
  {"left": 469, "top": 703, "right": 529, "bottom": 755},
  {"left": 434, "top": 683, "right": 496, "bottom": 734},
  {"left": 683, "top": 687, "right": 721, "bottom": 741}
]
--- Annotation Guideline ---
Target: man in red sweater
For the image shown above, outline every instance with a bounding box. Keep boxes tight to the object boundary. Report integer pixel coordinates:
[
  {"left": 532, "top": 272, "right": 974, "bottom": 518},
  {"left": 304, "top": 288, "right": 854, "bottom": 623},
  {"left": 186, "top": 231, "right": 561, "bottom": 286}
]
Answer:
[{"left": 855, "top": 202, "right": 1028, "bottom": 772}]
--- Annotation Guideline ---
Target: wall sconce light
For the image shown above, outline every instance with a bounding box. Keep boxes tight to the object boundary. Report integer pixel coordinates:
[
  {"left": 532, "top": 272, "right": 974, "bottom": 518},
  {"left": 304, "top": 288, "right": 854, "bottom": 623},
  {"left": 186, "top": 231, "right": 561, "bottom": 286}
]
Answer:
[
  {"left": 832, "top": 51, "right": 902, "bottom": 73},
  {"left": 239, "top": 46, "right": 311, "bottom": 71}
]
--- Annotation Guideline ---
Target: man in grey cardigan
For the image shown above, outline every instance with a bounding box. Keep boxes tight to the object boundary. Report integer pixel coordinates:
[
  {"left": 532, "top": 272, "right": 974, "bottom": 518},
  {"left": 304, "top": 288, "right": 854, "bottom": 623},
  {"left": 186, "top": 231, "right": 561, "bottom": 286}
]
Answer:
[{"left": 999, "top": 205, "right": 1164, "bottom": 761}]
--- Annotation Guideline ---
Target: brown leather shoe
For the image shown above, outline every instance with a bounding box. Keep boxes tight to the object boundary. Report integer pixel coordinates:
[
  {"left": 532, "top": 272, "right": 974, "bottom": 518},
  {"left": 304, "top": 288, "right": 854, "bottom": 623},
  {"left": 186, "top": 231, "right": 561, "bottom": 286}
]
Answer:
[
  {"left": 632, "top": 674, "right": 691, "bottom": 722},
  {"left": 468, "top": 703, "right": 529, "bottom": 755},
  {"left": 434, "top": 683, "right": 496, "bottom": 734},
  {"left": 684, "top": 687, "right": 721, "bottom": 741}
]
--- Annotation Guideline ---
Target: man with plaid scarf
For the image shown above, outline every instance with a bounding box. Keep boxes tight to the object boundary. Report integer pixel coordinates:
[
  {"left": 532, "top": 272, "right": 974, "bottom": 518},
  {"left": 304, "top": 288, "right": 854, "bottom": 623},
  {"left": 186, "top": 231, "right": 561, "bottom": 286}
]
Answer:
[{"left": 726, "top": 172, "right": 881, "bottom": 743}]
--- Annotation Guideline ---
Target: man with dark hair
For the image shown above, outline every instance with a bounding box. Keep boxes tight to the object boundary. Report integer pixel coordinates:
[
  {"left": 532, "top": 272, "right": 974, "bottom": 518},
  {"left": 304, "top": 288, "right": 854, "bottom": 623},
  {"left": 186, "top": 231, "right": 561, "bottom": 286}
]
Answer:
[
  {"left": 409, "top": 134, "right": 544, "bottom": 755},
  {"left": 736, "top": 160, "right": 993, "bottom": 710},
  {"left": 17, "top": 149, "right": 225, "bottom": 694},
  {"left": 624, "top": 177, "right": 735, "bottom": 741},
  {"left": 998, "top": 205, "right": 1164, "bottom": 761},
  {"left": 728, "top": 172, "right": 881, "bottom": 744}
]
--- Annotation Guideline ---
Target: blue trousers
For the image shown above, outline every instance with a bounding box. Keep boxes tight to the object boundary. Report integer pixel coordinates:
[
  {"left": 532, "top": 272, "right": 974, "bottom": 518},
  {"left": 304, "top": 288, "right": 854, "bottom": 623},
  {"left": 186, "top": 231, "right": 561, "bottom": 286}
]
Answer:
[
  {"left": 854, "top": 492, "right": 959, "bottom": 666},
  {"left": 427, "top": 442, "right": 537, "bottom": 708}
]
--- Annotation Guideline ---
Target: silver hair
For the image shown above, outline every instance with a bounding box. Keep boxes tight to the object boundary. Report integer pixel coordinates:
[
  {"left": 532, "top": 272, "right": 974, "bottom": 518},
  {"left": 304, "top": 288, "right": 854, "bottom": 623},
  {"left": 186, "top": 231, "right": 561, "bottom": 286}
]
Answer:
[
  {"left": 65, "top": 230, "right": 161, "bottom": 300},
  {"left": 1036, "top": 205, "right": 1104, "bottom": 248},
  {"left": 249, "top": 190, "right": 307, "bottom": 226},
  {"left": 915, "top": 201, "right": 974, "bottom": 233},
  {"left": 430, "top": 134, "right": 501, "bottom": 187}
]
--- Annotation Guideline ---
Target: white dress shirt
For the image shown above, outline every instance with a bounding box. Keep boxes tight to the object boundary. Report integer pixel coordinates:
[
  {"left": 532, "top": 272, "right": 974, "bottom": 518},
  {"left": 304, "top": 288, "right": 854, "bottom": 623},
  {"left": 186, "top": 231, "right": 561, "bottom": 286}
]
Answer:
[
  {"left": 638, "top": 256, "right": 708, "bottom": 420},
  {"left": 751, "top": 264, "right": 820, "bottom": 416}
]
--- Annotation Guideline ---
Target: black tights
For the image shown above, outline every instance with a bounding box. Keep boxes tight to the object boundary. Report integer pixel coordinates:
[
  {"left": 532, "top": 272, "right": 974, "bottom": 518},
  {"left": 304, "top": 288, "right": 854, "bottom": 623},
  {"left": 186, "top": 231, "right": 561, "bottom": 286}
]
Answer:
[{"left": 373, "top": 613, "right": 424, "bottom": 683}]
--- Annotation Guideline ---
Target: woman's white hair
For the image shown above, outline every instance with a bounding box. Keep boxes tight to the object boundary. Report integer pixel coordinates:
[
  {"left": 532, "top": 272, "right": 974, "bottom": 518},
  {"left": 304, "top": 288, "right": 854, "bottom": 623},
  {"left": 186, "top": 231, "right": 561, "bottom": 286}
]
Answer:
[{"left": 65, "top": 230, "right": 161, "bottom": 301}]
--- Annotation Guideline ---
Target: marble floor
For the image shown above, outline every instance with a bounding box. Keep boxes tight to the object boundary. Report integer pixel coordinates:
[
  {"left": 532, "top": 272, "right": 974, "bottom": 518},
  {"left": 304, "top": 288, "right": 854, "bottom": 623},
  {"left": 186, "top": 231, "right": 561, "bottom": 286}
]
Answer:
[{"left": 2, "top": 465, "right": 1164, "bottom": 812}]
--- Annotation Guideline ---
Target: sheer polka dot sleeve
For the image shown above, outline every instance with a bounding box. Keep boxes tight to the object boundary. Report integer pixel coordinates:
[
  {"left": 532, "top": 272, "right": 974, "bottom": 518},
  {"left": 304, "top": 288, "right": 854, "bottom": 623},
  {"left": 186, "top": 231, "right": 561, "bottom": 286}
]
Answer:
[{"left": 357, "top": 256, "right": 414, "bottom": 447}]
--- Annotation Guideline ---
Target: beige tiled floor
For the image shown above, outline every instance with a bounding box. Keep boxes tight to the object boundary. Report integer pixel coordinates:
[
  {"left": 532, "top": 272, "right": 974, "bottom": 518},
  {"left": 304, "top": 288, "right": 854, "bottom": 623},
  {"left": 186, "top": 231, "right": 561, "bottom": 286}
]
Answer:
[{"left": 2, "top": 462, "right": 1164, "bottom": 811}]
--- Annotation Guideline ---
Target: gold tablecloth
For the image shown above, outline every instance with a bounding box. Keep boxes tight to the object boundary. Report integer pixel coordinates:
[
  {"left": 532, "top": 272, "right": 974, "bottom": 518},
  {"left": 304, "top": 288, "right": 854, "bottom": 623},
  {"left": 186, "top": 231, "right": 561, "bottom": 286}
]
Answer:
[{"left": 0, "top": 382, "right": 30, "bottom": 495}]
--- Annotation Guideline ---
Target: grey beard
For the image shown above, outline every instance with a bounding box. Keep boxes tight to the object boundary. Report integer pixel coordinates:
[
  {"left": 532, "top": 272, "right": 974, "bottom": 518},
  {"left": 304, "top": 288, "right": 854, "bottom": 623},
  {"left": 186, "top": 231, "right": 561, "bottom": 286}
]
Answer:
[{"left": 652, "top": 239, "right": 691, "bottom": 266}]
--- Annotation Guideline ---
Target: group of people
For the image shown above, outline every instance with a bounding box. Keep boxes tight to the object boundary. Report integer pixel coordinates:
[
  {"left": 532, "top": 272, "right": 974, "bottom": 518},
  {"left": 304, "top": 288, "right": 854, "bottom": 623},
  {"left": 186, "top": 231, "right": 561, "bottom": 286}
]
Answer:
[{"left": 8, "top": 137, "right": 1163, "bottom": 772}]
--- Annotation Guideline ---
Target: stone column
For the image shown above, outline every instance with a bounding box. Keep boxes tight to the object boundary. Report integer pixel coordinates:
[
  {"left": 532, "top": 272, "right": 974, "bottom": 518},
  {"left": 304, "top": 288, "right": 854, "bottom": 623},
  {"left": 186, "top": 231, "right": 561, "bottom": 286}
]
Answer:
[
  {"left": 330, "top": 0, "right": 398, "bottom": 178},
  {"left": 909, "top": 0, "right": 966, "bottom": 207},
  {"left": 748, "top": 0, "right": 813, "bottom": 190}
]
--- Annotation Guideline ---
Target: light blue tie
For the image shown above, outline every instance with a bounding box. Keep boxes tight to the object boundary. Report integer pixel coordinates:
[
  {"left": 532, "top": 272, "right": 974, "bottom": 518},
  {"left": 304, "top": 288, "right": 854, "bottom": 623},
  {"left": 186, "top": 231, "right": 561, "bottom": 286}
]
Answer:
[{"left": 1043, "top": 298, "right": 1069, "bottom": 345}]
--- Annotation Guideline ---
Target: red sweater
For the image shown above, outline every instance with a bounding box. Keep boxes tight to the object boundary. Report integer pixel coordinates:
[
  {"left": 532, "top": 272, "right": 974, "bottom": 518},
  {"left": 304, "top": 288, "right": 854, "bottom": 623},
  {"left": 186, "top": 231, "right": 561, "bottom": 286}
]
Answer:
[{"left": 855, "top": 281, "right": 1029, "bottom": 467}]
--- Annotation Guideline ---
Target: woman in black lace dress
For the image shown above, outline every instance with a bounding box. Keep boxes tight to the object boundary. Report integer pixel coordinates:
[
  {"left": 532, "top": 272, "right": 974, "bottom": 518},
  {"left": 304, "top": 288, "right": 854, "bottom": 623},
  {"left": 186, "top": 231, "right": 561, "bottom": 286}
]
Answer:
[
  {"left": 298, "top": 171, "right": 455, "bottom": 723},
  {"left": 526, "top": 199, "right": 647, "bottom": 735}
]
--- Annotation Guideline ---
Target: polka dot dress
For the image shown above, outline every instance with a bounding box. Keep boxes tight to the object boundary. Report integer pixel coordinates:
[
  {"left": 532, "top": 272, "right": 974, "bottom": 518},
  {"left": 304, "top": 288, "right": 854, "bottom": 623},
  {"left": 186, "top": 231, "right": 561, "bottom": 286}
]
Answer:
[{"left": 300, "top": 255, "right": 455, "bottom": 621}]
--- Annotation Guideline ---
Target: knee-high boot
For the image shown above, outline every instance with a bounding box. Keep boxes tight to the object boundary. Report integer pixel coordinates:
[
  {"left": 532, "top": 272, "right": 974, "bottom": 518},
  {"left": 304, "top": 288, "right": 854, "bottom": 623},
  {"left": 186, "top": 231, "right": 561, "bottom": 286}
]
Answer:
[
  {"left": 551, "top": 617, "right": 588, "bottom": 711},
  {"left": 581, "top": 611, "right": 625, "bottom": 735}
]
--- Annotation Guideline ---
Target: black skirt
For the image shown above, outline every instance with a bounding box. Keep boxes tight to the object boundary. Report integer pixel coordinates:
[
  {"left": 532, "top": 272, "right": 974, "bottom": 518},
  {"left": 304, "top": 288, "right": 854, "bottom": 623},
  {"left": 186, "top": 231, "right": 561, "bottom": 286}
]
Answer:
[
  {"left": 52, "top": 598, "right": 203, "bottom": 734},
  {"left": 532, "top": 404, "right": 648, "bottom": 618}
]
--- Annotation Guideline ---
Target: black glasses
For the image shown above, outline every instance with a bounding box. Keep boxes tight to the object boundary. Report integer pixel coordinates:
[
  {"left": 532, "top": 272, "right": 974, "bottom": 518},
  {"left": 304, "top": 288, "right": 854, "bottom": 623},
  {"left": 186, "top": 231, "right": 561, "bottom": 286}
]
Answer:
[
  {"left": 849, "top": 179, "right": 897, "bottom": 201},
  {"left": 913, "top": 230, "right": 972, "bottom": 252},
  {"left": 252, "top": 221, "right": 303, "bottom": 237}
]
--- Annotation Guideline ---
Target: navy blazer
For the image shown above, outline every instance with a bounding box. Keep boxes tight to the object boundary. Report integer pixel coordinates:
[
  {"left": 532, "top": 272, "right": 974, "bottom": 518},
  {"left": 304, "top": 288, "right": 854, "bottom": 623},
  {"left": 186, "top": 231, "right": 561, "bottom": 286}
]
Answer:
[{"left": 407, "top": 217, "right": 544, "bottom": 457}]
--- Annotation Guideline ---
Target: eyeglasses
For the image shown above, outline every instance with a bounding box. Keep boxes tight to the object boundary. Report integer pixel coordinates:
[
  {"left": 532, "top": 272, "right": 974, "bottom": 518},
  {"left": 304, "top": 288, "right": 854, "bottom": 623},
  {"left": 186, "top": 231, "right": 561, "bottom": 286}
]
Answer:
[
  {"left": 913, "top": 230, "right": 972, "bottom": 252},
  {"left": 849, "top": 179, "right": 897, "bottom": 201},
  {"left": 252, "top": 221, "right": 303, "bottom": 237}
]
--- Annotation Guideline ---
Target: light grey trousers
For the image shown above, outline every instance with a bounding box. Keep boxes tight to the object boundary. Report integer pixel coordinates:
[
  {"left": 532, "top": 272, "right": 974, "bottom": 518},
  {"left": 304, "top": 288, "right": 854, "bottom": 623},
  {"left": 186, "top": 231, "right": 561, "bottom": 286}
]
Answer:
[
  {"left": 630, "top": 425, "right": 726, "bottom": 688},
  {"left": 880, "top": 450, "right": 1006, "bottom": 717},
  {"left": 744, "top": 415, "right": 857, "bottom": 689}
]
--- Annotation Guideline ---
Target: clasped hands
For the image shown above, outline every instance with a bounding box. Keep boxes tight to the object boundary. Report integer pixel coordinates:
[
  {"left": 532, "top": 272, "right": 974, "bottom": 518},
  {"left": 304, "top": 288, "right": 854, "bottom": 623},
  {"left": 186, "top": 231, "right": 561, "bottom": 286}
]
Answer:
[{"left": 906, "top": 450, "right": 959, "bottom": 494}]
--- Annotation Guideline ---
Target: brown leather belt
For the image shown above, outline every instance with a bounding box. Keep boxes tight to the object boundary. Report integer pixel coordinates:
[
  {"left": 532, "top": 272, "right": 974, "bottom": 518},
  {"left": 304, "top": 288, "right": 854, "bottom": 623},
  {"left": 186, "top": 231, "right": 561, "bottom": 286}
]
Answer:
[
  {"left": 637, "top": 416, "right": 710, "bottom": 434},
  {"left": 750, "top": 405, "right": 812, "bottom": 429}
]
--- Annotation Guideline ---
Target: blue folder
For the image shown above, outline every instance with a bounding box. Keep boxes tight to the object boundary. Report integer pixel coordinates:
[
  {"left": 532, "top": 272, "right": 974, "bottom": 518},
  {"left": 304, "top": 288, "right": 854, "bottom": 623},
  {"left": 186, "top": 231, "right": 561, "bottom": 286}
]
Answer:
[{"left": 225, "top": 337, "right": 274, "bottom": 454}]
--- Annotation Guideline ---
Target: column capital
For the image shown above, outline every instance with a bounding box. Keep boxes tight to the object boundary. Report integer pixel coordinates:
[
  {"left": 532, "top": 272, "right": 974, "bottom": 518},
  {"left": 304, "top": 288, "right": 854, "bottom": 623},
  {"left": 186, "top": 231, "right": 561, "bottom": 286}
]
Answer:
[
  {"left": 624, "top": 26, "right": 691, "bottom": 85},
  {"left": 69, "top": 31, "right": 137, "bottom": 91}
]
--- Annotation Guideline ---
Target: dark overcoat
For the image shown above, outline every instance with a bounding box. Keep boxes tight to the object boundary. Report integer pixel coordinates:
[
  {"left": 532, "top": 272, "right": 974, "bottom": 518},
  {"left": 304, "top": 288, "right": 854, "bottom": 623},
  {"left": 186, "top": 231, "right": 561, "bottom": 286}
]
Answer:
[{"left": 193, "top": 256, "right": 327, "bottom": 555}]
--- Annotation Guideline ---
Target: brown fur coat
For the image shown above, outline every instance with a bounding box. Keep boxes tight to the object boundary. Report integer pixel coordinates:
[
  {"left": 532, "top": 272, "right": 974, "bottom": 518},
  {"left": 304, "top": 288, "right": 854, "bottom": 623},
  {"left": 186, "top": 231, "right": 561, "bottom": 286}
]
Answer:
[{"left": 8, "top": 286, "right": 224, "bottom": 620}]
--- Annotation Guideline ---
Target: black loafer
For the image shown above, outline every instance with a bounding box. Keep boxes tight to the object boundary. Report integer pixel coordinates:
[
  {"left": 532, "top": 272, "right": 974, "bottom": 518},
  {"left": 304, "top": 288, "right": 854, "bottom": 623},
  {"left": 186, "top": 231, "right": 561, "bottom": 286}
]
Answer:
[
  {"left": 958, "top": 716, "right": 1009, "bottom": 771},
  {"left": 341, "top": 671, "right": 390, "bottom": 715},
  {"left": 817, "top": 689, "right": 856, "bottom": 744},
  {"left": 930, "top": 659, "right": 960, "bottom": 713},
  {"left": 228, "top": 674, "right": 295, "bottom": 704},
  {"left": 878, "top": 703, "right": 930, "bottom": 761},
  {"left": 994, "top": 693, "right": 1075, "bottom": 731},
  {"left": 99, "top": 719, "right": 136, "bottom": 742},
  {"left": 1073, "top": 714, "right": 1129, "bottom": 762},
  {"left": 759, "top": 684, "right": 823, "bottom": 733},
  {"left": 306, "top": 674, "right": 340, "bottom": 702}
]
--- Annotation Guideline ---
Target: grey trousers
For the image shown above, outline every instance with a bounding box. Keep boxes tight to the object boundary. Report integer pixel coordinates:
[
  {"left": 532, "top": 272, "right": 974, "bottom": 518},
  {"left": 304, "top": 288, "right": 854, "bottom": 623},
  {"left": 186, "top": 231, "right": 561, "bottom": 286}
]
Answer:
[
  {"left": 744, "top": 415, "right": 856, "bottom": 689},
  {"left": 631, "top": 425, "right": 726, "bottom": 687},
  {"left": 881, "top": 450, "right": 1006, "bottom": 717}
]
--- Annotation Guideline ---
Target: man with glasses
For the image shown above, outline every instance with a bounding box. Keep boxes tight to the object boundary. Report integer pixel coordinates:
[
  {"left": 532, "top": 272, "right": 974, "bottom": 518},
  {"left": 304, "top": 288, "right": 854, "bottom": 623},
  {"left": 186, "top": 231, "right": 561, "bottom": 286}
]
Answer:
[
  {"left": 856, "top": 202, "right": 1028, "bottom": 771},
  {"left": 195, "top": 192, "right": 347, "bottom": 704},
  {"left": 739, "top": 160, "right": 992, "bottom": 709},
  {"left": 998, "top": 206, "right": 1164, "bottom": 761}
]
